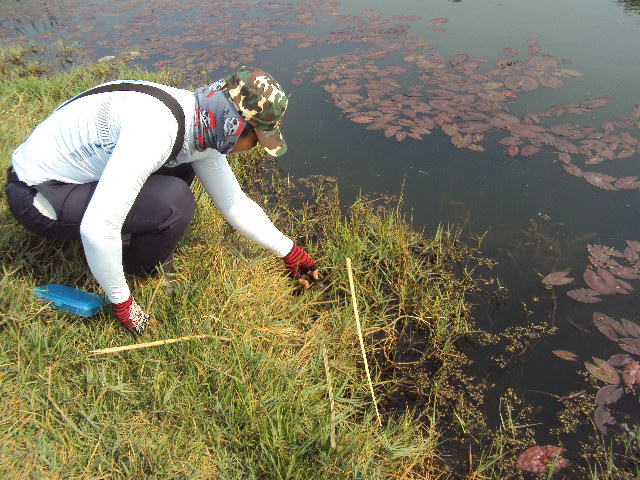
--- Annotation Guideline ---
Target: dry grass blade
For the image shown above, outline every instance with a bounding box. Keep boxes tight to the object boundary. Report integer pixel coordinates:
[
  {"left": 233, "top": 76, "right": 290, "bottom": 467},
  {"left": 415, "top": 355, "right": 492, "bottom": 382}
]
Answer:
[
  {"left": 322, "top": 346, "right": 337, "bottom": 448},
  {"left": 346, "top": 257, "right": 382, "bottom": 428},
  {"left": 89, "top": 334, "right": 231, "bottom": 355}
]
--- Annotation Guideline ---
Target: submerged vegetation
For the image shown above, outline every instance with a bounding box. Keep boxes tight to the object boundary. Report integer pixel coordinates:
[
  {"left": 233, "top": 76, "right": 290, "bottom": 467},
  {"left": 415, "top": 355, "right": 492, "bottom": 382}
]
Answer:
[{"left": 0, "top": 45, "right": 639, "bottom": 479}]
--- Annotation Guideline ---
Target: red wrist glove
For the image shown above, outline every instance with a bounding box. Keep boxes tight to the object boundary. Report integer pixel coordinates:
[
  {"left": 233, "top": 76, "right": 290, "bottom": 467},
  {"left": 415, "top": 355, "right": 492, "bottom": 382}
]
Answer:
[
  {"left": 112, "top": 295, "right": 150, "bottom": 334},
  {"left": 282, "top": 243, "right": 317, "bottom": 278}
]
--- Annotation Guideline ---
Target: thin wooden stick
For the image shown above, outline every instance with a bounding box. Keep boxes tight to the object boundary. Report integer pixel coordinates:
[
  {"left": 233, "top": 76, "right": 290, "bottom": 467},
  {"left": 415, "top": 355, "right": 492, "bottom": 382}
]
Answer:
[
  {"left": 89, "top": 334, "right": 231, "bottom": 355},
  {"left": 346, "top": 257, "right": 382, "bottom": 428},
  {"left": 322, "top": 346, "right": 337, "bottom": 448}
]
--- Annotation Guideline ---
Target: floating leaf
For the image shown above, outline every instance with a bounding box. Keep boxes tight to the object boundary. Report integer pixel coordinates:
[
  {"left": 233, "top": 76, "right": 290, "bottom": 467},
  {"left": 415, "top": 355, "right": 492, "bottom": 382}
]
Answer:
[
  {"left": 552, "top": 350, "right": 578, "bottom": 361},
  {"left": 567, "top": 288, "right": 601, "bottom": 303},
  {"left": 584, "top": 358, "right": 620, "bottom": 385},
  {"left": 624, "top": 247, "right": 640, "bottom": 262},
  {"left": 538, "top": 76, "right": 564, "bottom": 89},
  {"left": 583, "top": 268, "right": 617, "bottom": 295},
  {"left": 594, "top": 405, "right": 616, "bottom": 435},
  {"left": 627, "top": 240, "right": 640, "bottom": 252},
  {"left": 619, "top": 337, "right": 640, "bottom": 355},
  {"left": 349, "top": 116, "right": 374, "bottom": 124},
  {"left": 610, "top": 267, "right": 640, "bottom": 280},
  {"left": 594, "top": 313, "right": 624, "bottom": 341},
  {"left": 583, "top": 172, "right": 617, "bottom": 190},
  {"left": 504, "top": 75, "right": 540, "bottom": 92},
  {"left": 556, "top": 68, "right": 582, "bottom": 78},
  {"left": 622, "top": 360, "right": 640, "bottom": 388},
  {"left": 588, "top": 245, "right": 623, "bottom": 266},
  {"left": 607, "top": 354, "right": 632, "bottom": 367},
  {"left": 595, "top": 385, "right": 624, "bottom": 406},
  {"left": 558, "top": 153, "right": 572, "bottom": 164},
  {"left": 621, "top": 319, "right": 640, "bottom": 338},
  {"left": 516, "top": 445, "right": 569, "bottom": 474},
  {"left": 542, "top": 271, "right": 574, "bottom": 286}
]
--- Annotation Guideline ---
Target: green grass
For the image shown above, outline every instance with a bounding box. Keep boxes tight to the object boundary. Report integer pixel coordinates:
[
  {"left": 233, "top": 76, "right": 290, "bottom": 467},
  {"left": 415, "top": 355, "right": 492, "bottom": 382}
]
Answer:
[{"left": 1, "top": 45, "right": 639, "bottom": 479}]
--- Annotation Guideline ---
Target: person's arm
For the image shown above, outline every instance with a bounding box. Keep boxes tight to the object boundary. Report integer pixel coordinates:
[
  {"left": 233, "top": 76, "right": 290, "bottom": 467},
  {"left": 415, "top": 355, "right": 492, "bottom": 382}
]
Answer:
[
  {"left": 80, "top": 96, "right": 175, "bottom": 329},
  {"left": 191, "top": 152, "right": 294, "bottom": 257},
  {"left": 192, "top": 153, "right": 318, "bottom": 285}
]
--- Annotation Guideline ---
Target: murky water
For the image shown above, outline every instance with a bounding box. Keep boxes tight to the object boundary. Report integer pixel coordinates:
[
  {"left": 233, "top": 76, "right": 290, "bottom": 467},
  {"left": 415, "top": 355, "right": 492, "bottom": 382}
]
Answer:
[{"left": 2, "top": 0, "right": 640, "bottom": 470}]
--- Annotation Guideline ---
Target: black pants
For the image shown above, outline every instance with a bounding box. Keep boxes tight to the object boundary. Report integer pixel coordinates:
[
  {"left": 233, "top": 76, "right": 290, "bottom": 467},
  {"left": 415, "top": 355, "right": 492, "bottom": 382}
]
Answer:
[{"left": 4, "top": 164, "right": 197, "bottom": 276}]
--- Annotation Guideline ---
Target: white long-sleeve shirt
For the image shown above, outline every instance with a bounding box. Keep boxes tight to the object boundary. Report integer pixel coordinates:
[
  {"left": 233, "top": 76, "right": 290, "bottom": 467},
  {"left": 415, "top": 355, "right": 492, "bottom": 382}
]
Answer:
[{"left": 12, "top": 81, "right": 293, "bottom": 303}]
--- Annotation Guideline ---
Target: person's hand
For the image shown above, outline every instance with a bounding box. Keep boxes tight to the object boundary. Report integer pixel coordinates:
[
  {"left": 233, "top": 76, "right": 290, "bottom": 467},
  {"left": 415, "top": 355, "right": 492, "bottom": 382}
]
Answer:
[
  {"left": 282, "top": 243, "right": 319, "bottom": 289},
  {"left": 112, "top": 295, "right": 150, "bottom": 334}
]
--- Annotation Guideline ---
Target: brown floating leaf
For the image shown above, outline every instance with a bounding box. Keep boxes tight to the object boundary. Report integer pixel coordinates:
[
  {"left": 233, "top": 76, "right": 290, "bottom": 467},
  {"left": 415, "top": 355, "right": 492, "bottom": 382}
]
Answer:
[
  {"left": 619, "top": 337, "right": 640, "bottom": 356},
  {"left": 556, "top": 68, "right": 582, "bottom": 78},
  {"left": 583, "top": 268, "right": 617, "bottom": 295},
  {"left": 563, "top": 164, "right": 583, "bottom": 177},
  {"left": 552, "top": 350, "right": 578, "bottom": 361},
  {"left": 542, "top": 271, "right": 574, "bottom": 286},
  {"left": 626, "top": 240, "right": 640, "bottom": 252},
  {"left": 583, "top": 172, "right": 617, "bottom": 190},
  {"left": 349, "top": 116, "right": 374, "bottom": 124},
  {"left": 622, "top": 360, "right": 640, "bottom": 388},
  {"left": 538, "top": 76, "right": 564, "bottom": 89},
  {"left": 624, "top": 247, "right": 640, "bottom": 262},
  {"left": 588, "top": 245, "right": 623, "bottom": 266},
  {"left": 383, "top": 126, "right": 401, "bottom": 139},
  {"left": 594, "top": 405, "right": 616, "bottom": 435},
  {"left": 504, "top": 75, "right": 539, "bottom": 92},
  {"left": 584, "top": 358, "right": 620, "bottom": 385},
  {"left": 594, "top": 313, "right": 624, "bottom": 341},
  {"left": 621, "top": 319, "right": 640, "bottom": 338},
  {"left": 567, "top": 288, "right": 601, "bottom": 303},
  {"left": 607, "top": 353, "right": 632, "bottom": 367},
  {"left": 595, "top": 385, "right": 624, "bottom": 406},
  {"left": 610, "top": 267, "right": 640, "bottom": 280},
  {"left": 516, "top": 445, "right": 569, "bottom": 474}
]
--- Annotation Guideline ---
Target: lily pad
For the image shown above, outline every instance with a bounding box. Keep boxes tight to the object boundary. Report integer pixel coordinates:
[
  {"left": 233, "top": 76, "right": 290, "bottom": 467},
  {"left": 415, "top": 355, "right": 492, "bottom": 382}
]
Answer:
[
  {"left": 619, "top": 337, "right": 640, "bottom": 355},
  {"left": 594, "top": 405, "right": 616, "bottom": 435},
  {"left": 584, "top": 358, "right": 619, "bottom": 385},
  {"left": 595, "top": 385, "right": 624, "bottom": 406},
  {"left": 542, "top": 271, "right": 574, "bottom": 286},
  {"left": 567, "top": 288, "right": 601, "bottom": 303},
  {"left": 621, "top": 319, "right": 640, "bottom": 338},
  {"left": 552, "top": 350, "right": 578, "bottom": 361},
  {"left": 607, "top": 354, "right": 632, "bottom": 367},
  {"left": 504, "top": 75, "right": 540, "bottom": 92},
  {"left": 583, "top": 268, "right": 617, "bottom": 295}
]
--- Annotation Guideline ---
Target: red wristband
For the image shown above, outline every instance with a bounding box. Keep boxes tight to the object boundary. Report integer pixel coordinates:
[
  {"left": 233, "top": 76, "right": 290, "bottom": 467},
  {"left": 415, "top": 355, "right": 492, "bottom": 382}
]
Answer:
[
  {"left": 282, "top": 244, "right": 315, "bottom": 277},
  {"left": 112, "top": 295, "right": 133, "bottom": 330}
]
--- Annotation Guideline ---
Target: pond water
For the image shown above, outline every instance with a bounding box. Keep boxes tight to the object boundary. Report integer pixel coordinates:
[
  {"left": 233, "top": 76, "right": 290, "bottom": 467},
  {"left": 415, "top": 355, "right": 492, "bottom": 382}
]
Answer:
[{"left": 2, "top": 0, "right": 640, "bottom": 472}]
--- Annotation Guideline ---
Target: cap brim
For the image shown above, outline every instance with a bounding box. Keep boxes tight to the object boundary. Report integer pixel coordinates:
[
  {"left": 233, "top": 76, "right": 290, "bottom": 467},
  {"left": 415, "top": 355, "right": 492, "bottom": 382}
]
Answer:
[{"left": 256, "top": 127, "right": 287, "bottom": 156}]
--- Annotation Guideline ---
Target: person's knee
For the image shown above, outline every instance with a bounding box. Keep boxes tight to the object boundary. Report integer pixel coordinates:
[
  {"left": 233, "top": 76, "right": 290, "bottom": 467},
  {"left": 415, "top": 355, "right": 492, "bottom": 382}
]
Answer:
[{"left": 159, "top": 177, "right": 196, "bottom": 231}]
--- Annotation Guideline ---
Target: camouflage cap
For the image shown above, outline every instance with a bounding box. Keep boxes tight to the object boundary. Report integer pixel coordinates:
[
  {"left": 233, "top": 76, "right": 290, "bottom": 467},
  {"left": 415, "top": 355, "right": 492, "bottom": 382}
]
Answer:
[{"left": 221, "top": 66, "right": 288, "bottom": 156}]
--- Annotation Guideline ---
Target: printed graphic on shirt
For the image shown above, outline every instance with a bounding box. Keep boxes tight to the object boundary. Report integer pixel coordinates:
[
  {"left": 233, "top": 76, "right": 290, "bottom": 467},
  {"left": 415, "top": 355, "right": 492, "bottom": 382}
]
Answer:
[{"left": 224, "top": 115, "right": 244, "bottom": 138}]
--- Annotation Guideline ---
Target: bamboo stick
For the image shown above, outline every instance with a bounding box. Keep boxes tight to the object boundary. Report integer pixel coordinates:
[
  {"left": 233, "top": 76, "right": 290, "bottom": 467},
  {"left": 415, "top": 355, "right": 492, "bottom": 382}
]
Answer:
[
  {"left": 322, "top": 346, "right": 337, "bottom": 448},
  {"left": 89, "top": 334, "right": 231, "bottom": 355},
  {"left": 346, "top": 257, "right": 382, "bottom": 428}
]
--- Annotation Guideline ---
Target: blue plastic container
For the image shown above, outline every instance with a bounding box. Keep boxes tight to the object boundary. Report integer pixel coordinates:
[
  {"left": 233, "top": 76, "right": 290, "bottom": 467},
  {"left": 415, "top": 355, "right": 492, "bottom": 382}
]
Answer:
[{"left": 34, "top": 284, "right": 108, "bottom": 317}]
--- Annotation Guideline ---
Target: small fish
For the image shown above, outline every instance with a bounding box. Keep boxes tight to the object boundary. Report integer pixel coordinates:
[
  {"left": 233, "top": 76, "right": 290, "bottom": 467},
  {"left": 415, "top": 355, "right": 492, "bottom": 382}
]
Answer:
[
  {"left": 502, "top": 90, "right": 517, "bottom": 98},
  {"left": 561, "top": 390, "right": 586, "bottom": 400}
]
